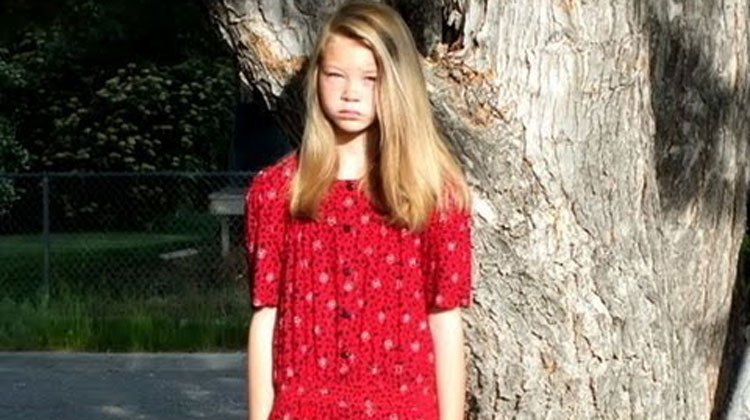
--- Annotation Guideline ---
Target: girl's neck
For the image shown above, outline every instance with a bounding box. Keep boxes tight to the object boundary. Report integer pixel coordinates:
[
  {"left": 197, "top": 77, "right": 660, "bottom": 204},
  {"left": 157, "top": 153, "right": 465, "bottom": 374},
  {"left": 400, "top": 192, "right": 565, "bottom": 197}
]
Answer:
[{"left": 335, "top": 130, "right": 368, "bottom": 180}]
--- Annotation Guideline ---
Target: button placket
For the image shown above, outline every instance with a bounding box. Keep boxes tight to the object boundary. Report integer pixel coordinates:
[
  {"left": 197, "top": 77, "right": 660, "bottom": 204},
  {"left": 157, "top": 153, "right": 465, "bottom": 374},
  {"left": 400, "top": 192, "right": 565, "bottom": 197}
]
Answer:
[
  {"left": 336, "top": 182, "right": 359, "bottom": 370},
  {"left": 337, "top": 261, "right": 356, "bottom": 366}
]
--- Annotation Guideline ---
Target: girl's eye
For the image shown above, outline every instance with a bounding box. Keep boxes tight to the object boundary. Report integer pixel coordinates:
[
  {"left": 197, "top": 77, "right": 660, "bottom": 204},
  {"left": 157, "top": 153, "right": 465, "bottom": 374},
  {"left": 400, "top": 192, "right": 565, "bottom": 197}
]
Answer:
[
  {"left": 365, "top": 77, "right": 377, "bottom": 82},
  {"left": 326, "top": 72, "right": 343, "bottom": 78}
]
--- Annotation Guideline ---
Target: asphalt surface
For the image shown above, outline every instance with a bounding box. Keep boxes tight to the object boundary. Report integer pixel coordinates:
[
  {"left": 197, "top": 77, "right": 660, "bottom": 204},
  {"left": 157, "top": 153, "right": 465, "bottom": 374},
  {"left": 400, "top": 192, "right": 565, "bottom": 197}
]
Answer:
[{"left": 0, "top": 351, "right": 247, "bottom": 420}]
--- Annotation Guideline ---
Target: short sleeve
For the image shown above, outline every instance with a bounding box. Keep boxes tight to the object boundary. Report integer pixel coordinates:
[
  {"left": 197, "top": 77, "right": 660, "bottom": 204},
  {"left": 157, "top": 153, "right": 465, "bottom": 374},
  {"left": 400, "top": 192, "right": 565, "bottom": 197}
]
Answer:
[
  {"left": 423, "top": 201, "right": 474, "bottom": 312},
  {"left": 244, "top": 172, "right": 287, "bottom": 308}
]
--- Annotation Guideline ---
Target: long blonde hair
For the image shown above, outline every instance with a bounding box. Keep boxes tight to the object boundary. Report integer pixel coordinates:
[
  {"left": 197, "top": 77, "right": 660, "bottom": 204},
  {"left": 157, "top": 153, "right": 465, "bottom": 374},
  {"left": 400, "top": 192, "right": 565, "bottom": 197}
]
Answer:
[{"left": 290, "top": 0, "right": 471, "bottom": 232}]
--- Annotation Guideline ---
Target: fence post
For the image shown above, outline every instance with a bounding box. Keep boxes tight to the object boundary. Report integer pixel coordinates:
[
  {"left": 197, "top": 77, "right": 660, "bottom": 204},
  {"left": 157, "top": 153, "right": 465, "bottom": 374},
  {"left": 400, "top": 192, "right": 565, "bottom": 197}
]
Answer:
[{"left": 41, "top": 173, "right": 50, "bottom": 307}]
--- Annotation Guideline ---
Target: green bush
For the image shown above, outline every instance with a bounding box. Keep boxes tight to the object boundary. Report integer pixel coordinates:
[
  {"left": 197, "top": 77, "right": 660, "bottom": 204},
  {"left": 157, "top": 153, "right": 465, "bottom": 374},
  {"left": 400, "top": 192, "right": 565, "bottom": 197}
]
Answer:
[
  {"left": 0, "top": 0, "right": 236, "bottom": 173},
  {"left": 0, "top": 0, "right": 239, "bottom": 230},
  {"left": 0, "top": 117, "right": 30, "bottom": 214},
  {"left": 3, "top": 38, "right": 235, "bottom": 172}
]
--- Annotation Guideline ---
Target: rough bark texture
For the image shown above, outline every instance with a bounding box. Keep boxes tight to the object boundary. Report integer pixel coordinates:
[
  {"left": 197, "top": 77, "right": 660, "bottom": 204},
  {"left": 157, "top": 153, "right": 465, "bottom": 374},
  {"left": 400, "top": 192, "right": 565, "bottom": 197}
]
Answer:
[{"left": 204, "top": 1, "right": 750, "bottom": 418}]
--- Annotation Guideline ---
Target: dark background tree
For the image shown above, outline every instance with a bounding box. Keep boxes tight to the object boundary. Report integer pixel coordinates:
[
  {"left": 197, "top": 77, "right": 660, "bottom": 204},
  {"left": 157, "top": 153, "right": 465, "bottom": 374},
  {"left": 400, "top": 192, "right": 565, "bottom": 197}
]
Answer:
[
  {"left": 0, "top": 0, "right": 245, "bottom": 231},
  {"left": 0, "top": 0, "right": 237, "bottom": 173},
  {"left": 204, "top": 0, "right": 749, "bottom": 418}
]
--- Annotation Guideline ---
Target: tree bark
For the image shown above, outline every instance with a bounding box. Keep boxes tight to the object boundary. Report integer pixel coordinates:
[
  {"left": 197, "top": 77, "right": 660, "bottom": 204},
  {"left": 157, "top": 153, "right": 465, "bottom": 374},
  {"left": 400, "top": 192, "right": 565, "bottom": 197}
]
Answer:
[{"left": 204, "top": 1, "right": 750, "bottom": 418}]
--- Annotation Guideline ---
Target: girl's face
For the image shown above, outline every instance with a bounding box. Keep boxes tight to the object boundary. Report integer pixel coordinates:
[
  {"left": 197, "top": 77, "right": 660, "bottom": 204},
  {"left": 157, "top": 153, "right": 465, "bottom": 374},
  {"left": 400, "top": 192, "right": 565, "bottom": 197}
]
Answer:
[{"left": 318, "top": 34, "right": 379, "bottom": 140}]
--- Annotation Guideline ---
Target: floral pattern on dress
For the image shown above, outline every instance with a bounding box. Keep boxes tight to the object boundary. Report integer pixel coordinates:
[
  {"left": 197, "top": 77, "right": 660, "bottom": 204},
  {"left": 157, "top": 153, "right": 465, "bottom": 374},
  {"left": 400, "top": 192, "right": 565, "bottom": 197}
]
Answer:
[{"left": 245, "top": 151, "right": 473, "bottom": 419}]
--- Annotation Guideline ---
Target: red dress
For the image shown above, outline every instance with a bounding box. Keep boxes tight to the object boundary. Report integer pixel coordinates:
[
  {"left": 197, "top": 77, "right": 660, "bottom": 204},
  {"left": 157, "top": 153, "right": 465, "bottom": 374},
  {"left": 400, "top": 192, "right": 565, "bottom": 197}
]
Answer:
[{"left": 245, "top": 151, "right": 473, "bottom": 420}]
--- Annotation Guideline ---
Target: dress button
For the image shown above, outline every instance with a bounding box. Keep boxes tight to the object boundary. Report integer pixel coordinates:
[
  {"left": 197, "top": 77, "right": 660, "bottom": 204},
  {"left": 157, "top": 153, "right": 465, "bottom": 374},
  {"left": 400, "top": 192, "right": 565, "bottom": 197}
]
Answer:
[
  {"left": 343, "top": 224, "right": 352, "bottom": 232},
  {"left": 343, "top": 267, "right": 352, "bottom": 276},
  {"left": 346, "top": 182, "right": 355, "bottom": 191},
  {"left": 339, "top": 308, "right": 351, "bottom": 319},
  {"left": 340, "top": 350, "right": 351, "bottom": 358}
]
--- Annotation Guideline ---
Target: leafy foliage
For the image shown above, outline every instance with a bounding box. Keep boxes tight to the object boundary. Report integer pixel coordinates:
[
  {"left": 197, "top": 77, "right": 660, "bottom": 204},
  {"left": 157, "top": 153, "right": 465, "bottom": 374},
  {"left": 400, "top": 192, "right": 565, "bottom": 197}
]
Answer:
[
  {"left": 0, "top": 117, "right": 30, "bottom": 214},
  {"left": 0, "top": 0, "right": 237, "bottom": 173}
]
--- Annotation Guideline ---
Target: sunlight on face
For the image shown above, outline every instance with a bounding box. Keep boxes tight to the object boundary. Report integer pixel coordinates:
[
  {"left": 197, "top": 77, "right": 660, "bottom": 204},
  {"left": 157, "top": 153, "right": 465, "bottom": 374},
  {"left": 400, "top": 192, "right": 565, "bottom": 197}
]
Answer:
[{"left": 318, "top": 34, "right": 379, "bottom": 141}]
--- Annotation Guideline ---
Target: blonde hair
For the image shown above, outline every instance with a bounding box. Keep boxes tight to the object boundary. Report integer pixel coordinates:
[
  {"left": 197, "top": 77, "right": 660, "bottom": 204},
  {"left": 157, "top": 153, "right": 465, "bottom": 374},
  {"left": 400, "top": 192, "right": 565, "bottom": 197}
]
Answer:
[{"left": 290, "top": 0, "right": 471, "bottom": 231}]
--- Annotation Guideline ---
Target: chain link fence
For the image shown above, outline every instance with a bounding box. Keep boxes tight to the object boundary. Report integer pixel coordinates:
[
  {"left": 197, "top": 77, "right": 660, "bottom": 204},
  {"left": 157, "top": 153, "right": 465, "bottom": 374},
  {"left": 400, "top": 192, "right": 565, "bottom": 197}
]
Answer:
[{"left": 0, "top": 172, "right": 255, "bottom": 350}]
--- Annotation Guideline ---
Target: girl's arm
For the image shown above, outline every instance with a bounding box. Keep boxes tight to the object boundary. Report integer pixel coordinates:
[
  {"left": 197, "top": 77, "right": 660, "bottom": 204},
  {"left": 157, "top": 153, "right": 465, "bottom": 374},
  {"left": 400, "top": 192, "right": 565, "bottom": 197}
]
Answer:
[
  {"left": 429, "top": 308, "right": 467, "bottom": 420},
  {"left": 423, "top": 196, "right": 474, "bottom": 419},
  {"left": 248, "top": 307, "right": 277, "bottom": 420},
  {"left": 244, "top": 169, "right": 286, "bottom": 419}
]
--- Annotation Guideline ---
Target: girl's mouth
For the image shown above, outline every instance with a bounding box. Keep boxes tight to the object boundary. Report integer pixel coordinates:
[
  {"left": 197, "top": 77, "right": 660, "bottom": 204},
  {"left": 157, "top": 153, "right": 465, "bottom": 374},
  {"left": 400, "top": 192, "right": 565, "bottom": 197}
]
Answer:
[{"left": 338, "top": 110, "right": 362, "bottom": 119}]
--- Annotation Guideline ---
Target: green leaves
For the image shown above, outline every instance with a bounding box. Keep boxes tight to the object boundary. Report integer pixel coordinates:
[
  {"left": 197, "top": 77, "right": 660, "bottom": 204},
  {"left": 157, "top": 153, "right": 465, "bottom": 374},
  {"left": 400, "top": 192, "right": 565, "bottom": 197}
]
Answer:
[
  {"left": 0, "top": 1, "right": 237, "bottom": 173},
  {"left": 0, "top": 117, "right": 29, "bottom": 214}
]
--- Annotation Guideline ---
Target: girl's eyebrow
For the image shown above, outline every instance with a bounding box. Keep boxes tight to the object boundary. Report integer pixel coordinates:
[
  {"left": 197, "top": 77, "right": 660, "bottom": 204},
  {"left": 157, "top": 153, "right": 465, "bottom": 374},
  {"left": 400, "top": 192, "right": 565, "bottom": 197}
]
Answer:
[{"left": 320, "top": 64, "right": 342, "bottom": 71}]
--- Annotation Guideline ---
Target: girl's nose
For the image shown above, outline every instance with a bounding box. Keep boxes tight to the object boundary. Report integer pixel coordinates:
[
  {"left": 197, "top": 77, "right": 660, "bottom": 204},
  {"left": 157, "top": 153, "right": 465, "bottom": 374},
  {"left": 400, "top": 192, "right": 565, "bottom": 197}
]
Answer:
[{"left": 342, "top": 80, "right": 361, "bottom": 101}]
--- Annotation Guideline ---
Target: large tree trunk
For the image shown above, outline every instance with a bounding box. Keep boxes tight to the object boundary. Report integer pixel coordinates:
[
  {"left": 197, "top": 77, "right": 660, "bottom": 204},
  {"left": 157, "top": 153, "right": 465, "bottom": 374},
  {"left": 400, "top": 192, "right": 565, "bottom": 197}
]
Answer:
[{"left": 205, "top": 1, "right": 749, "bottom": 418}]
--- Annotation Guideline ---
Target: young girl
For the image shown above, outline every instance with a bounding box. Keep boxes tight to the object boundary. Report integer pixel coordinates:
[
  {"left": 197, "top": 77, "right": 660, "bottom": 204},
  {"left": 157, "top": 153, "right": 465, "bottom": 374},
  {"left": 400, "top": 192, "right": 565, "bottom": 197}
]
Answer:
[{"left": 245, "top": 2, "right": 474, "bottom": 419}]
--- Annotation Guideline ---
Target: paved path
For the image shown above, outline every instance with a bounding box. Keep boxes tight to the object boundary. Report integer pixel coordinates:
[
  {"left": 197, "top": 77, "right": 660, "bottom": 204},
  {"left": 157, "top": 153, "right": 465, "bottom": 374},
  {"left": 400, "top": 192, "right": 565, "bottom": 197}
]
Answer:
[{"left": 0, "top": 352, "right": 247, "bottom": 420}]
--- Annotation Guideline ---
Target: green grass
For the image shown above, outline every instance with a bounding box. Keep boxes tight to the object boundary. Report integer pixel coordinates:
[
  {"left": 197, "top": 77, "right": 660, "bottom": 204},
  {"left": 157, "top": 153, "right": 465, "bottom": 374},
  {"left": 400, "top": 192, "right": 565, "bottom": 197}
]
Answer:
[
  {"left": 0, "top": 230, "right": 251, "bottom": 352},
  {"left": 0, "top": 232, "right": 210, "bottom": 301},
  {"left": 0, "top": 284, "right": 251, "bottom": 352}
]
